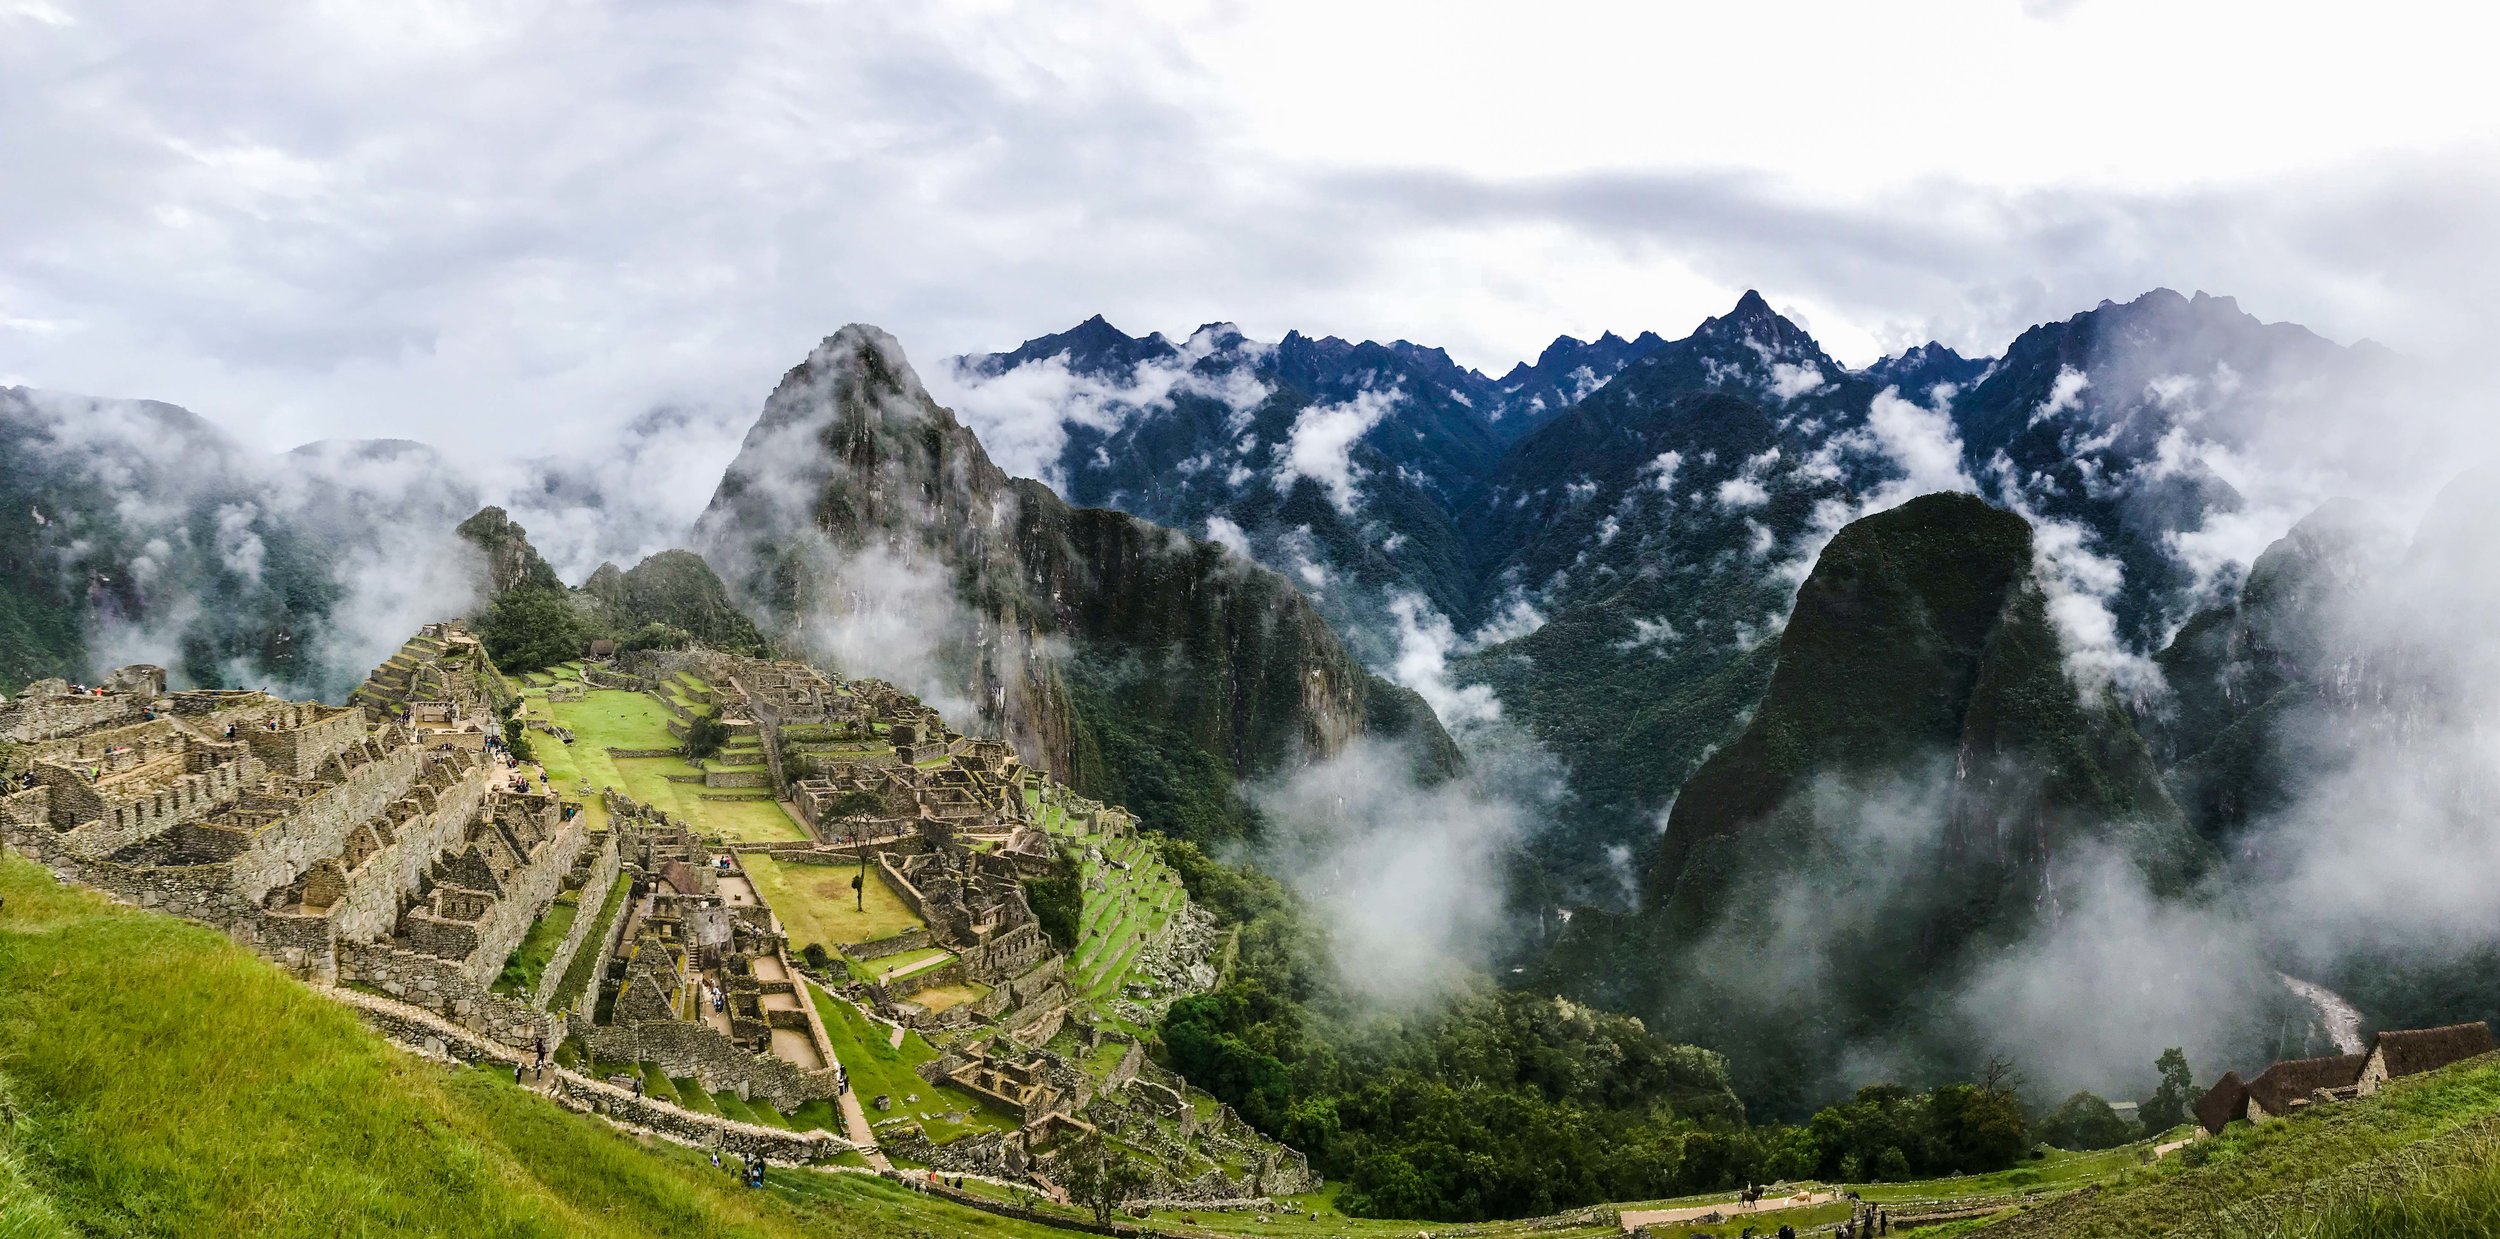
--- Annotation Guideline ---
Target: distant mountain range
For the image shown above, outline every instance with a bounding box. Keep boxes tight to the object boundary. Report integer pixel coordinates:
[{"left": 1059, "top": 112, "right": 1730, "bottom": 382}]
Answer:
[
  {"left": 938, "top": 288, "right": 2398, "bottom": 890},
  {"left": 5, "top": 286, "right": 2480, "bottom": 1113}
]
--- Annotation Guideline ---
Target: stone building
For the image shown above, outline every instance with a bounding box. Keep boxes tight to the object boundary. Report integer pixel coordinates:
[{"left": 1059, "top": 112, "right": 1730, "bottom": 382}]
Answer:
[
  {"left": 0, "top": 653, "right": 587, "bottom": 1050},
  {"left": 2197, "top": 1020, "right": 2497, "bottom": 1133},
  {"left": 2357, "top": 1022, "right": 2494, "bottom": 1094}
]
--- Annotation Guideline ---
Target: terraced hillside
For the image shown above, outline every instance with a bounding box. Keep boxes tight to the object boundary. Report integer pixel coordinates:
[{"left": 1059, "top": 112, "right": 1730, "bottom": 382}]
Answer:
[
  {"left": 1027, "top": 781, "right": 1208, "bottom": 1034},
  {"left": 517, "top": 665, "right": 808, "bottom": 843}
]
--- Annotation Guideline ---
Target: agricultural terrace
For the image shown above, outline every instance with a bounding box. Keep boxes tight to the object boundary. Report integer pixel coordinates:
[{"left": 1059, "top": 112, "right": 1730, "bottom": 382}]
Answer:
[
  {"left": 515, "top": 666, "right": 807, "bottom": 844},
  {"left": 805, "top": 979, "right": 1017, "bottom": 1145},
  {"left": 1028, "top": 784, "right": 1190, "bottom": 1026}
]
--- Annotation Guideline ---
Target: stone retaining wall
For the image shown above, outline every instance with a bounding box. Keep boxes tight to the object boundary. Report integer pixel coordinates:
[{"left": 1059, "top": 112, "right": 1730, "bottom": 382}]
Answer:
[
  {"left": 845, "top": 927, "right": 935, "bottom": 961},
  {"left": 578, "top": 1017, "right": 839, "bottom": 1111},
  {"left": 337, "top": 988, "right": 852, "bottom": 1163},
  {"left": 339, "top": 940, "right": 551, "bottom": 1048},
  {"left": 531, "top": 833, "right": 622, "bottom": 1011}
]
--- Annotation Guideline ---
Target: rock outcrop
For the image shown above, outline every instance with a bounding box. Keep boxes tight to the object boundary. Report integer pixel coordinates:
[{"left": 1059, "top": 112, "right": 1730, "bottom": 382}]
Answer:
[{"left": 692, "top": 326, "right": 1454, "bottom": 831}]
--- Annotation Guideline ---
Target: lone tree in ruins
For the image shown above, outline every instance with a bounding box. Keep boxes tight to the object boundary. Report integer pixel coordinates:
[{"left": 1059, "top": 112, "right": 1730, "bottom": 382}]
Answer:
[
  {"left": 1059, "top": 1129, "right": 1150, "bottom": 1226},
  {"left": 814, "top": 788, "right": 885, "bottom": 910}
]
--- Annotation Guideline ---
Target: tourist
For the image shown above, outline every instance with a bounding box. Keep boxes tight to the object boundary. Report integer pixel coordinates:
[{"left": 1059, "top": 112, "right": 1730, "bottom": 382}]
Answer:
[{"left": 513, "top": 1061, "right": 525, "bottom": 1085}]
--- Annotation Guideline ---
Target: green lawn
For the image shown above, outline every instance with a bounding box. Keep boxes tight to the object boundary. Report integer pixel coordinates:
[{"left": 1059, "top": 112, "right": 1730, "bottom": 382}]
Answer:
[
  {"left": 492, "top": 892, "right": 580, "bottom": 996},
  {"left": 547, "top": 871, "right": 632, "bottom": 1018},
  {"left": 742, "top": 853, "right": 923, "bottom": 950},
  {"left": 689, "top": 798, "right": 808, "bottom": 843},
  {"left": 533, "top": 688, "right": 806, "bottom": 845},
  {"left": 546, "top": 688, "right": 683, "bottom": 752},
  {"left": 0, "top": 853, "right": 1077, "bottom": 1239},
  {"left": 804, "top": 981, "right": 1012, "bottom": 1144}
]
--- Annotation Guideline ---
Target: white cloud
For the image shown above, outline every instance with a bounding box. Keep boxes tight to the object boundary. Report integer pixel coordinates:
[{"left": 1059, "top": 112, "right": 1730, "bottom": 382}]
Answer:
[
  {"left": 927, "top": 324, "right": 1271, "bottom": 486},
  {"left": 1615, "top": 615, "right": 1681, "bottom": 653},
  {"left": 2029, "top": 365, "right": 2092, "bottom": 424},
  {"left": 1203, "top": 514, "right": 1251, "bottom": 558},
  {"left": 1644, "top": 450, "right": 1685, "bottom": 494},
  {"left": 1277, "top": 387, "right": 1398, "bottom": 513},
  {"left": 1386, "top": 593, "right": 1502, "bottom": 727},
  {"left": 1716, "top": 477, "right": 1770, "bottom": 510},
  {"left": 1767, "top": 360, "right": 1824, "bottom": 400}
]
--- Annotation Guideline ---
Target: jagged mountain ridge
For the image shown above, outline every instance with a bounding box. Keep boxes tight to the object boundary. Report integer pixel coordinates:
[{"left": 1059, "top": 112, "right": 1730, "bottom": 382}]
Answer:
[
  {"left": 694, "top": 325, "right": 1456, "bottom": 839},
  {"left": 944, "top": 289, "right": 2401, "bottom": 894}
]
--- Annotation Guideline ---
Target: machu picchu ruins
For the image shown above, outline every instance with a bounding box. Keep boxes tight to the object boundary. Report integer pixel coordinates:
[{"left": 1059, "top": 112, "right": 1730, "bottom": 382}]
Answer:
[{"left": 0, "top": 627, "right": 1304, "bottom": 1214}]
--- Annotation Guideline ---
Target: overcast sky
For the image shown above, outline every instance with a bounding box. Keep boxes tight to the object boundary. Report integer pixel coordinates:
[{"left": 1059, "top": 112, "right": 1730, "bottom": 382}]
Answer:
[{"left": 4, "top": 0, "right": 2496, "bottom": 461}]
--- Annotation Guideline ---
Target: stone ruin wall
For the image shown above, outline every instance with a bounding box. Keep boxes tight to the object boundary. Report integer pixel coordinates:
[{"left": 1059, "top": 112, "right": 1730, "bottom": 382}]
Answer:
[
  {"left": 399, "top": 804, "right": 590, "bottom": 992},
  {"left": 842, "top": 925, "right": 936, "bottom": 962},
  {"left": 318, "top": 758, "right": 495, "bottom": 947},
  {"left": 577, "top": 1017, "right": 839, "bottom": 1112},
  {"left": 530, "top": 832, "right": 623, "bottom": 1011},
  {"left": 237, "top": 706, "right": 370, "bottom": 779},
  {"left": 40, "top": 748, "right": 265, "bottom": 861},
  {"left": 340, "top": 937, "right": 551, "bottom": 1049},
  {"left": 216, "top": 737, "right": 427, "bottom": 905},
  {"left": 343, "top": 989, "right": 853, "bottom": 1164},
  {"left": 0, "top": 689, "right": 142, "bottom": 744}
]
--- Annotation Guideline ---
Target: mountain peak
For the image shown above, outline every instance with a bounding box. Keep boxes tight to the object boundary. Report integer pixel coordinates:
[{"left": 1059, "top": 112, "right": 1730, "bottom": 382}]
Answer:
[{"left": 1730, "top": 289, "right": 1775, "bottom": 319}]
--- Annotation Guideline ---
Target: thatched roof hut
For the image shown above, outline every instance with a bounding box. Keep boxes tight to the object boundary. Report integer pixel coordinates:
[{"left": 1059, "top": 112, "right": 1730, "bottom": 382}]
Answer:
[{"left": 2368, "top": 1021, "right": 2494, "bottom": 1082}]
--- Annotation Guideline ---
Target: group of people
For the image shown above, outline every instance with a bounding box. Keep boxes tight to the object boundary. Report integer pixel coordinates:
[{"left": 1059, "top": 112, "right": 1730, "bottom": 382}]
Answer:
[
  {"left": 904, "top": 1170, "right": 970, "bottom": 1194},
  {"left": 1723, "top": 1200, "right": 1889, "bottom": 1239},
  {"left": 708, "top": 1150, "right": 769, "bottom": 1189},
  {"left": 510, "top": 1036, "right": 555, "bottom": 1087},
  {"left": 700, "top": 977, "right": 727, "bottom": 1015}
]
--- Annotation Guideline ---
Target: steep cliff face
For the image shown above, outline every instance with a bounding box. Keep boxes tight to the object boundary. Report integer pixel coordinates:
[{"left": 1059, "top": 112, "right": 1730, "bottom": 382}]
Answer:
[
  {"left": 1650, "top": 493, "right": 2190, "bottom": 926},
  {"left": 693, "top": 325, "right": 1454, "bottom": 833},
  {"left": 1564, "top": 493, "right": 2195, "bottom": 1114},
  {"left": 2153, "top": 502, "right": 2401, "bottom": 846},
  {"left": 454, "top": 506, "right": 565, "bottom": 598}
]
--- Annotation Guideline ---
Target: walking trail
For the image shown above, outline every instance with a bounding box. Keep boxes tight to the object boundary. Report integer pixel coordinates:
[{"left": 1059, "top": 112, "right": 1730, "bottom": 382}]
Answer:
[{"left": 1620, "top": 1189, "right": 1835, "bottom": 1231}]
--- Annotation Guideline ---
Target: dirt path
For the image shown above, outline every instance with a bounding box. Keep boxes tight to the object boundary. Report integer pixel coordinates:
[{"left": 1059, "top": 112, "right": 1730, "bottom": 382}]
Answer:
[
  {"left": 1620, "top": 1190, "right": 1834, "bottom": 1231},
  {"left": 881, "top": 952, "right": 953, "bottom": 984},
  {"left": 796, "top": 975, "right": 891, "bottom": 1171}
]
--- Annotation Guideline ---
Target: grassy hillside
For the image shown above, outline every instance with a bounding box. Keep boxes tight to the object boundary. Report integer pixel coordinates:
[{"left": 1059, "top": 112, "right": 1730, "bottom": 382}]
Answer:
[
  {"left": 1972, "top": 1054, "right": 2500, "bottom": 1238},
  {"left": 0, "top": 851, "right": 1064, "bottom": 1239}
]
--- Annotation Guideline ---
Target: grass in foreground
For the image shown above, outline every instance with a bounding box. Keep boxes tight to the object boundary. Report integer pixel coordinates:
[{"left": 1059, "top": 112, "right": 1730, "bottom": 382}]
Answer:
[
  {"left": 1973, "top": 1056, "right": 2500, "bottom": 1238},
  {"left": 0, "top": 852, "right": 1066, "bottom": 1239},
  {"left": 2270, "top": 1127, "right": 2500, "bottom": 1238}
]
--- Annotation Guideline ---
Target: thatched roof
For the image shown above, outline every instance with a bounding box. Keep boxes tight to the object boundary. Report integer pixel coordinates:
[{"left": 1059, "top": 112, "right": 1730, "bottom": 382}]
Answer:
[
  {"left": 2371, "top": 1022, "right": 2495, "bottom": 1078},
  {"left": 2194, "top": 1071, "right": 2249, "bottom": 1134},
  {"left": 2244, "top": 1053, "right": 2365, "bottom": 1116}
]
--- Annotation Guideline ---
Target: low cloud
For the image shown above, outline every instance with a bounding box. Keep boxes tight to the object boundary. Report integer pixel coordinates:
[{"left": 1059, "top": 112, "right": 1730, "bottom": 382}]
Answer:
[
  {"left": 1278, "top": 388, "right": 1399, "bottom": 513},
  {"left": 1252, "top": 737, "right": 1551, "bottom": 1009}
]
